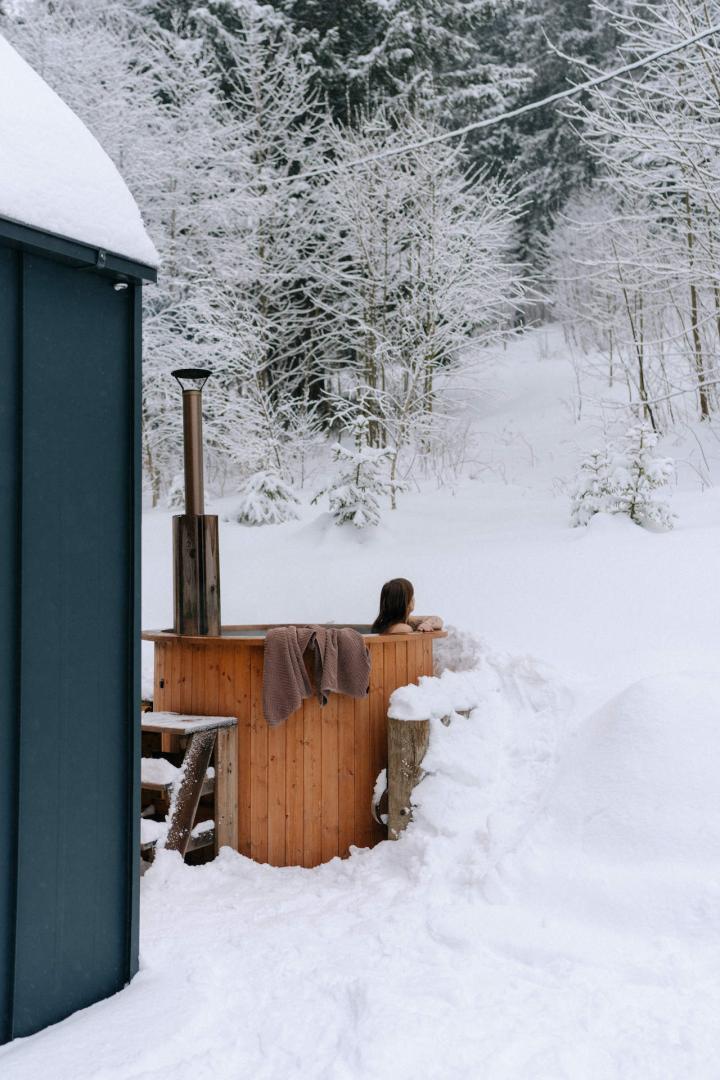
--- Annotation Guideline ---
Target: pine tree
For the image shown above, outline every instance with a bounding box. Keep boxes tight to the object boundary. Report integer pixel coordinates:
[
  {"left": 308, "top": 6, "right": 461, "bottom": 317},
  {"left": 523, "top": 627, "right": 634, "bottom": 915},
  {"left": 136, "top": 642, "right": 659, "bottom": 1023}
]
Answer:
[
  {"left": 570, "top": 450, "right": 612, "bottom": 527},
  {"left": 612, "top": 424, "right": 676, "bottom": 530},
  {"left": 268, "top": 0, "right": 380, "bottom": 118},
  {"left": 570, "top": 424, "right": 676, "bottom": 530},
  {"left": 314, "top": 418, "right": 395, "bottom": 527},
  {"left": 231, "top": 470, "right": 301, "bottom": 526},
  {"left": 471, "top": 0, "right": 621, "bottom": 264},
  {"left": 271, "top": 0, "right": 528, "bottom": 128}
]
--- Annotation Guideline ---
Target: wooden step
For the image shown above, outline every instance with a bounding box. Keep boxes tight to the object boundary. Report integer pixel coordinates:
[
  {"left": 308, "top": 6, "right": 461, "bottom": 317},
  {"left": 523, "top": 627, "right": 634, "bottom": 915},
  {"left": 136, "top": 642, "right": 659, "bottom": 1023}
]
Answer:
[
  {"left": 141, "top": 711, "right": 237, "bottom": 736},
  {"left": 141, "top": 820, "right": 215, "bottom": 856},
  {"left": 140, "top": 757, "right": 215, "bottom": 799}
]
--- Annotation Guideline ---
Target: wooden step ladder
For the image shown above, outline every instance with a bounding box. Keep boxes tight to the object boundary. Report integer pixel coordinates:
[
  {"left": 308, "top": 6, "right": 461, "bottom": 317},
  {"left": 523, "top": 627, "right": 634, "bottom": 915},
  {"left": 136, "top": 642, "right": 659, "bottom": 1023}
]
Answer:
[{"left": 140, "top": 712, "right": 238, "bottom": 860}]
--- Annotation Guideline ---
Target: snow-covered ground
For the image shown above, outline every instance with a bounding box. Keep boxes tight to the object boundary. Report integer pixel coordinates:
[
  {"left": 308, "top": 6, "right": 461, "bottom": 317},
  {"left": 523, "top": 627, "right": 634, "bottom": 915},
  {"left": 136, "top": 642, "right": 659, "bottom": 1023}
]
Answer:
[{"left": 3, "top": 327, "right": 720, "bottom": 1079}]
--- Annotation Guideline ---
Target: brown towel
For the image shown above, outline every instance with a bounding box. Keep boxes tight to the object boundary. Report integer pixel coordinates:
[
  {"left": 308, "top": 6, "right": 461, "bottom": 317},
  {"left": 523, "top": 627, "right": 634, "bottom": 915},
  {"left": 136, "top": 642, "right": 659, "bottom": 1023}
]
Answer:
[{"left": 263, "top": 626, "right": 371, "bottom": 725}]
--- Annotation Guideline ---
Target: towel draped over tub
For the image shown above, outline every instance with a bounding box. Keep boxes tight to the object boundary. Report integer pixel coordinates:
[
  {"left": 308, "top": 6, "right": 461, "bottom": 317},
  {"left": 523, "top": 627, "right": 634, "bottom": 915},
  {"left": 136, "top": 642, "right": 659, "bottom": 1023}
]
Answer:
[{"left": 263, "top": 626, "right": 371, "bottom": 725}]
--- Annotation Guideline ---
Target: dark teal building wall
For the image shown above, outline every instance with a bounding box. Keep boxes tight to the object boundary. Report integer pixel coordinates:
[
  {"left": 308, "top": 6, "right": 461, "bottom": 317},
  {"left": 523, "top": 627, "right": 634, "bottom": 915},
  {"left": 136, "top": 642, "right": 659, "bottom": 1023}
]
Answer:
[{"left": 0, "top": 221, "right": 153, "bottom": 1044}]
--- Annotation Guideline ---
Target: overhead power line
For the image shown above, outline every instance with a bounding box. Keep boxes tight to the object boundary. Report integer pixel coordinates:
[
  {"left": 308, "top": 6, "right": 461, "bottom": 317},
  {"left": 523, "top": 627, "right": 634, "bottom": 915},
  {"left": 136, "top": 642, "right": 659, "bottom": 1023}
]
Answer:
[{"left": 282, "top": 21, "right": 720, "bottom": 183}]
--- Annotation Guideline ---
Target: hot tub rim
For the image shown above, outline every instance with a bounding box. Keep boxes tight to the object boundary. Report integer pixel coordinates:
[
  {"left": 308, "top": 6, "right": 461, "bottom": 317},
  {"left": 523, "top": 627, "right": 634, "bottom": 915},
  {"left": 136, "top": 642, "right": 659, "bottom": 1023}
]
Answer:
[{"left": 141, "top": 624, "right": 448, "bottom": 645}]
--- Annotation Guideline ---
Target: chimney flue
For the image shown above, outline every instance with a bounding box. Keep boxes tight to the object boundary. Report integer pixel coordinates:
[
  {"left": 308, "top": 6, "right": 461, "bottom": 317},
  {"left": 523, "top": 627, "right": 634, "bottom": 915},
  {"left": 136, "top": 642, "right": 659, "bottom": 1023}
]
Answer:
[{"left": 171, "top": 369, "right": 221, "bottom": 636}]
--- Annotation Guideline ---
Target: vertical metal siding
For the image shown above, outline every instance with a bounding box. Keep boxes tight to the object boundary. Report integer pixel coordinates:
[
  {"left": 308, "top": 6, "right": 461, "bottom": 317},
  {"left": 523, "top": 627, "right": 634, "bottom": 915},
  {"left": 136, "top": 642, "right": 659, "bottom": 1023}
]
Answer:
[
  {"left": 0, "top": 244, "right": 141, "bottom": 1042},
  {"left": 0, "top": 247, "right": 20, "bottom": 1046},
  {"left": 126, "top": 283, "right": 143, "bottom": 981}
]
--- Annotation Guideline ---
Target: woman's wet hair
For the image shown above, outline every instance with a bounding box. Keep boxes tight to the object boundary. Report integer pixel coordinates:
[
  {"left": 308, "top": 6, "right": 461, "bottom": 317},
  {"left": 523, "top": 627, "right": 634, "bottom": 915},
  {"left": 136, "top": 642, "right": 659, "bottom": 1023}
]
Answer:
[{"left": 372, "top": 578, "right": 414, "bottom": 634}]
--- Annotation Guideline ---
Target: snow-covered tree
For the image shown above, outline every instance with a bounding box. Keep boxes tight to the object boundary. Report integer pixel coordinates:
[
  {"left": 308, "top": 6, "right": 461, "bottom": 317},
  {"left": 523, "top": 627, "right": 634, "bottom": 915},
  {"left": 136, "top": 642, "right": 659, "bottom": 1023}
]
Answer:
[
  {"left": 570, "top": 450, "right": 612, "bottom": 527},
  {"left": 273, "top": 0, "right": 529, "bottom": 125},
  {"left": 470, "top": 0, "right": 620, "bottom": 263},
  {"left": 314, "top": 418, "right": 395, "bottom": 527},
  {"left": 230, "top": 469, "right": 301, "bottom": 526},
  {"left": 311, "top": 107, "right": 522, "bottom": 490},
  {"left": 550, "top": 0, "right": 720, "bottom": 424},
  {"left": 570, "top": 423, "right": 676, "bottom": 530},
  {"left": 3, "top": 0, "right": 254, "bottom": 502}
]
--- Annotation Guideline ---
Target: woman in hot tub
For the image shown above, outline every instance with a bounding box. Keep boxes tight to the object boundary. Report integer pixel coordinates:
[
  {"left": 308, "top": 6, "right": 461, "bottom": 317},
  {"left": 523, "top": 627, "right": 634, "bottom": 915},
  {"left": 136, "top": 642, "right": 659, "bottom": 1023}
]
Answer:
[{"left": 371, "top": 578, "right": 443, "bottom": 635}]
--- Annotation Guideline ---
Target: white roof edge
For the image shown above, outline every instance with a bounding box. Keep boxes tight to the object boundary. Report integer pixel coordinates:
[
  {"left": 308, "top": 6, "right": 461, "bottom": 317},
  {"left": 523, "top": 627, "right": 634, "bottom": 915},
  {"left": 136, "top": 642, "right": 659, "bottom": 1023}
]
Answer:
[
  {"left": 0, "top": 209, "right": 157, "bottom": 274},
  {"left": 0, "top": 35, "right": 159, "bottom": 269}
]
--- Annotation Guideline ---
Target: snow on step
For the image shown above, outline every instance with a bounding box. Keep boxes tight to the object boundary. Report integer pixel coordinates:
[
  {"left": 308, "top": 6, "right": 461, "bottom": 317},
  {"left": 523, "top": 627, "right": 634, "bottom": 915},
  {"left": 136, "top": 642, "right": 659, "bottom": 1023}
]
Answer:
[
  {"left": 141, "top": 758, "right": 215, "bottom": 786},
  {"left": 190, "top": 820, "right": 214, "bottom": 839},
  {"left": 140, "top": 818, "right": 167, "bottom": 846},
  {"left": 0, "top": 35, "right": 157, "bottom": 266},
  {"left": 141, "top": 757, "right": 180, "bottom": 787}
]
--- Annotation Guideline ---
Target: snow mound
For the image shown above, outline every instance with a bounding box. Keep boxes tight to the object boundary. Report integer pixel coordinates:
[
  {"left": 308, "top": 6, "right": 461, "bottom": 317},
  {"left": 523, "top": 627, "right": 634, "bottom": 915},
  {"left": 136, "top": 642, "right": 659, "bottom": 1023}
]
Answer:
[
  {"left": 432, "top": 623, "right": 487, "bottom": 674},
  {"left": 0, "top": 36, "right": 157, "bottom": 266},
  {"left": 488, "top": 672, "right": 720, "bottom": 935},
  {"left": 541, "top": 672, "right": 720, "bottom": 863}
]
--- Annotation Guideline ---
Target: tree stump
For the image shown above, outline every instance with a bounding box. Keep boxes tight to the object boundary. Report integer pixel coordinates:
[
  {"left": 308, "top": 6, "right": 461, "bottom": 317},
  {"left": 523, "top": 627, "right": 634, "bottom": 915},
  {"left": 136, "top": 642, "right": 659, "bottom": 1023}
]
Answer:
[{"left": 387, "top": 716, "right": 430, "bottom": 840}]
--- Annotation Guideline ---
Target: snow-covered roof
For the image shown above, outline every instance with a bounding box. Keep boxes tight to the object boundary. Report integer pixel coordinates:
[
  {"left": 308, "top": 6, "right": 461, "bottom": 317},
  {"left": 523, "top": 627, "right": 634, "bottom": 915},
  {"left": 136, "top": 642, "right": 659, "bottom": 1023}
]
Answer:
[{"left": 0, "top": 35, "right": 158, "bottom": 268}]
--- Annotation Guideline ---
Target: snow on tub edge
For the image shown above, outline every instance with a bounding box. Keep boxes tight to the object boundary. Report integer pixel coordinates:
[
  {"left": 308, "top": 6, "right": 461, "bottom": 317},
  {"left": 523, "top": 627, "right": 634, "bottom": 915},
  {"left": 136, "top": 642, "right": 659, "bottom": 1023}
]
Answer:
[{"left": 388, "top": 668, "right": 483, "bottom": 722}]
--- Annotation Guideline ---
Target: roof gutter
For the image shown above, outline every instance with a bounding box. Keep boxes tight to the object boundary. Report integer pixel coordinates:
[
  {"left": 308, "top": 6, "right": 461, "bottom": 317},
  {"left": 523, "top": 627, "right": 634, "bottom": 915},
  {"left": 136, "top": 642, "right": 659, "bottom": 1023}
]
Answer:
[{"left": 0, "top": 216, "right": 157, "bottom": 283}]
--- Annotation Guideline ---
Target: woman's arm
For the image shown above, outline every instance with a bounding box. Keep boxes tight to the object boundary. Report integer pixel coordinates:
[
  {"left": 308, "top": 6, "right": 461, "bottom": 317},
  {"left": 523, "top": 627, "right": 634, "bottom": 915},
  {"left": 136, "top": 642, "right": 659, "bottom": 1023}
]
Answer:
[
  {"left": 386, "top": 622, "right": 414, "bottom": 634},
  {"left": 407, "top": 615, "right": 443, "bottom": 631}
]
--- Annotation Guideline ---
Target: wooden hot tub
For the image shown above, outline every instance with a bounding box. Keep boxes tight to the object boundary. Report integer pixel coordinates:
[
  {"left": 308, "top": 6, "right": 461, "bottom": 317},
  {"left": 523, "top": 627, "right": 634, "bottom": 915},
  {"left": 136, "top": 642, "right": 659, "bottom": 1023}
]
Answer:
[{"left": 142, "top": 625, "right": 446, "bottom": 867}]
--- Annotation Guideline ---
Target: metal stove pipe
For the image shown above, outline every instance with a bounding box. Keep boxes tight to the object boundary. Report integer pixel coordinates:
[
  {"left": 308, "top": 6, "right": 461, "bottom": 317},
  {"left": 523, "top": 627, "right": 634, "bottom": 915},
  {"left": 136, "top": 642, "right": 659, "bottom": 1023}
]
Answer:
[
  {"left": 181, "top": 387, "right": 205, "bottom": 516},
  {"left": 171, "top": 369, "right": 221, "bottom": 636}
]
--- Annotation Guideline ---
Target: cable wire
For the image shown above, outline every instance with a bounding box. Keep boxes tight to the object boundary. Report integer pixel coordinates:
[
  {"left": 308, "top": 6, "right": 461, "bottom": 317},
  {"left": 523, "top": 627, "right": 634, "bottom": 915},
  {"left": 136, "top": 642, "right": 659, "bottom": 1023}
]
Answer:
[{"left": 280, "top": 21, "right": 720, "bottom": 183}]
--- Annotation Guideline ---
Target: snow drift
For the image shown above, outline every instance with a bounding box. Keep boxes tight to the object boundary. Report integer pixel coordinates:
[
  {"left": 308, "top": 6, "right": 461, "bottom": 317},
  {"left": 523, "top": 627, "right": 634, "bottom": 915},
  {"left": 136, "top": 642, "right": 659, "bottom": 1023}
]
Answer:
[{"left": 487, "top": 672, "right": 720, "bottom": 938}]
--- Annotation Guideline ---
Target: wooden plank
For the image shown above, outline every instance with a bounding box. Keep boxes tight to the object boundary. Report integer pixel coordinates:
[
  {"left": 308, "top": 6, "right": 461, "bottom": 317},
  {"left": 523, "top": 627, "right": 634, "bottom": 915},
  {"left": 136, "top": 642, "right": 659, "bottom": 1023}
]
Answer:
[
  {"left": 190, "top": 643, "right": 207, "bottom": 715},
  {"left": 353, "top": 689, "right": 373, "bottom": 850},
  {"left": 141, "top": 712, "right": 237, "bottom": 735},
  {"left": 233, "top": 646, "right": 253, "bottom": 858},
  {"left": 164, "top": 729, "right": 216, "bottom": 856},
  {"left": 140, "top": 776, "right": 214, "bottom": 798},
  {"left": 285, "top": 704, "right": 305, "bottom": 866},
  {"left": 421, "top": 635, "right": 434, "bottom": 677},
  {"left": 395, "top": 638, "right": 408, "bottom": 691},
  {"left": 217, "top": 643, "right": 244, "bottom": 855},
  {"left": 186, "top": 825, "right": 215, "bottom": 853},
  {"left": 303, "top": 695, "right": 323, "bottom": 867},
  {"left": 203, "top": 643, "right": 221, "bottom": 719},
  {"left": 371, "top": 642, "right": 391, "bottom": 844},
  {"left": 151, "top": 643, "right": 166, "bottom": 750},
  {"left": 161, "top": 643, "right": 180, "bottom": 753},
  {"left": 250, "top": 647, "right": 268, "bottom": 863},
  {"left": 337, "top": 691, "right": 356, "bottom": 857},
  {"left": 170, "top": 640, "right": 185, "bottom": 709},
  {"left": 267, "top": 705, "right": 287, "bottom": 867},
  {"left": 409, "top": 636, "right": 423, "bottom": 684},
  {"left": 215, "top": 724, "right": 238, "bottom": 851},
  {"left": 154, "top": 642, "right": 168, "bottom": 709},
  {"left": 354, "top": 644, "right": 378, "bottom": 848},
  {"left": 321, "top": 691, "right": 339, "bottom": 862}
]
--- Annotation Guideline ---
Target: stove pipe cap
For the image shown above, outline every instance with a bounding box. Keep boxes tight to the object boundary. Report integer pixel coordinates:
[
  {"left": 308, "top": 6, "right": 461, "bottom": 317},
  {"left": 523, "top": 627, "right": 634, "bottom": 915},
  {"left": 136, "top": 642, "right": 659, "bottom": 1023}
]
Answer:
[{"left": 172, "top": 368, "right": 211, "bottom": 391}]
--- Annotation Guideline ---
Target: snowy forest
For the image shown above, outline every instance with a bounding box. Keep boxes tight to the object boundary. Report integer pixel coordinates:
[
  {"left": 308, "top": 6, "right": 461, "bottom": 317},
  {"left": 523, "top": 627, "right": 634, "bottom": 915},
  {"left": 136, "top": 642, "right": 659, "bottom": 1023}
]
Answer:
[
  {"left": 4, "top": 5, "right": 720, "bottom": 1077},
  {"left": 3, "top": 0, "right": 719, "bottom": 524}
]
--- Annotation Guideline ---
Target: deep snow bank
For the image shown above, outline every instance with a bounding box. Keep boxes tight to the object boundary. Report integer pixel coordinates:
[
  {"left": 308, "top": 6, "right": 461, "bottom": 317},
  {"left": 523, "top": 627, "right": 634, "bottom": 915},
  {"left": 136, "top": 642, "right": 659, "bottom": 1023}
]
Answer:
[{"left": 484, "top": 671, "right": 720, "bottom": 938}]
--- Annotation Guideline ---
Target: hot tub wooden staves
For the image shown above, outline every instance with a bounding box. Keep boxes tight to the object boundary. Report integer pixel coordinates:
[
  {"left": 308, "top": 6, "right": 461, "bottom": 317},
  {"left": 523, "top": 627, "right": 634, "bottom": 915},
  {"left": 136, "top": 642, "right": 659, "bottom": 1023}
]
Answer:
[{"left": 142, "top": 626, "right": 446, "bottom": 868}]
